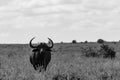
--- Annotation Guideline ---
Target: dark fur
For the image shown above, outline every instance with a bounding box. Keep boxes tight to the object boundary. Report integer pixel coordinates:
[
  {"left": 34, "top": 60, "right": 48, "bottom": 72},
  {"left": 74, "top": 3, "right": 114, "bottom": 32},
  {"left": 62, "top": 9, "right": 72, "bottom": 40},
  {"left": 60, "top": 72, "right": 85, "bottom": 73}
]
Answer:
[{"left": 30, "top": 43, "right": 52, "bottom": 71}]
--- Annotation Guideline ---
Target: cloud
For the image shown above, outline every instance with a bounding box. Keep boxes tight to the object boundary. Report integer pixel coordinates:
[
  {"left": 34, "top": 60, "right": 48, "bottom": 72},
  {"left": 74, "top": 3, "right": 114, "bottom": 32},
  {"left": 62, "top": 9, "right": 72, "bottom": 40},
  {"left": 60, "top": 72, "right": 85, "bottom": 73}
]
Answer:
[
  {"left": 0, "top": 0, "right": 82, "bottom": 12},
  {"left": 0, "top": 0, "right": 85, "bottom": 30},
  {"left": 0, "top": 0, "right": 13, "bottom": 6},
  {"left": 0, "top": 0, "right": 120, "bottom": 43},
  {"left": 0, "top": 0, "right": 120, "bottom": 30},
  {"left": 0, "top": 32, "right": 11, "bottom": 37},
  {"left": 83, "top": 0, "right": 120, "bottom": 11}
]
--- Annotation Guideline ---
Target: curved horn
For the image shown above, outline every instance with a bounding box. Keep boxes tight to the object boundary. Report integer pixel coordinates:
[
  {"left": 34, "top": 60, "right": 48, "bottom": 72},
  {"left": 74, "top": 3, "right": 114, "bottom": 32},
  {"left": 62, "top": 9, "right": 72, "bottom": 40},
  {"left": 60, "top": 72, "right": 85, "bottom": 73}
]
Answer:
[
  {"left": 48, "top": 38, "right": 54, "bottom": 48},
  {"left": 29, "top": 37, "right": 37, "bottom": 48}
]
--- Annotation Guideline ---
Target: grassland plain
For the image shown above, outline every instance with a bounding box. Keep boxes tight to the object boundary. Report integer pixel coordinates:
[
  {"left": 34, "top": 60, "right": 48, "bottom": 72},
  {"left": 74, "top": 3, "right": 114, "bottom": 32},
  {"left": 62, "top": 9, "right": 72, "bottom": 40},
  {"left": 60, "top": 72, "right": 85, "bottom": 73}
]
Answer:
[{"left": 0, "top": 43, "right": 120, "bottom": 80}]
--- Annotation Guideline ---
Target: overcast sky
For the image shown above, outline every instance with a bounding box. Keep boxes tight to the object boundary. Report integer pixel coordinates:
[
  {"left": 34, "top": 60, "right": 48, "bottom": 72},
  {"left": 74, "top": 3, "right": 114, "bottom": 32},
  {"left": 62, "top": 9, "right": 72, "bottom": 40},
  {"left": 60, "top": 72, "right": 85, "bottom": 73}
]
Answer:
[{"left": 0, "top": 0, "right": 120, "bottom": 43}]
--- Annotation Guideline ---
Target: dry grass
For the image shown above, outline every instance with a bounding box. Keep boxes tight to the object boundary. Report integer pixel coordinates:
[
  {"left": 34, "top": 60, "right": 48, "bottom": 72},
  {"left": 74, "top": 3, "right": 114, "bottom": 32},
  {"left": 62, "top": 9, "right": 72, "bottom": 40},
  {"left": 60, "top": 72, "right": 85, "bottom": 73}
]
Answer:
[{"left": 0, "top": 43, "right": 120, "bottom": 80}]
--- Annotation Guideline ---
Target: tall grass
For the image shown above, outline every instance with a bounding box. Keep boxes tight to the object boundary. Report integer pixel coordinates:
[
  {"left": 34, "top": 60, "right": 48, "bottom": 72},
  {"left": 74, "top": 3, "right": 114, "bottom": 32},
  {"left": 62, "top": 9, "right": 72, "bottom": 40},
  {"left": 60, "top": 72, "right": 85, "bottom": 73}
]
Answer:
[{"left": 0, "top": 43, "right": 120, "bottom": 80}]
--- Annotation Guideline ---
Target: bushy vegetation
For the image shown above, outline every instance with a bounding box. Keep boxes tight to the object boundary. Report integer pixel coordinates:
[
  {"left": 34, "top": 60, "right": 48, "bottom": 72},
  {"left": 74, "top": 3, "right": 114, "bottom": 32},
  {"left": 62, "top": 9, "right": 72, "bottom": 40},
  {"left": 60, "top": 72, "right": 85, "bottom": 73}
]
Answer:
[
  {"left": 81, "top": 44, "right": 116, "bottom": 59},
  {"left": 81, "top": 46, "right": 98, "bottom": 57},
  {"left": 99, "top": 44, "right": 116, "bottom": 59},
  {"left": 84, "top": 41, "right": 88, "bottom": 44},
  {"left": 72, "top": 40, "right": 77, "bottom": 44},
  {"left": 97, "top": 39, "right": 105, "bottom": 44}
]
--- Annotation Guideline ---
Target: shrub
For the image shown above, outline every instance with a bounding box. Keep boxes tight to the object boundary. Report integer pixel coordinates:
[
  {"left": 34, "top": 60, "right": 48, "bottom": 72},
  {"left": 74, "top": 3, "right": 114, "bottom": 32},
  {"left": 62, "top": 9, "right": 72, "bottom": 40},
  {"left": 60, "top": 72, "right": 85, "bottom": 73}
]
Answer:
[
  {"left": 72, "top": 40, "right": 77, "bottom": 44},
  {"left": 61, "top": 42, "right": 64, "bottom": 44},
  {"left": 81, "top": 44, "right": 116, "bottom": 59},
  {"left": 99, "top": 44, "right": 116, "bottom": 59},
  {"left": 112, "top": 42, "right": 117, "bottom": 44},
  {"left": 84, "top": 41, "right": 88, "bottom": 44},
  {"left": 97, "top": 39, "right": 105, "bottom": 44},
  {"left": 81, "top": 46, "right": 99, "bottom": 57}
]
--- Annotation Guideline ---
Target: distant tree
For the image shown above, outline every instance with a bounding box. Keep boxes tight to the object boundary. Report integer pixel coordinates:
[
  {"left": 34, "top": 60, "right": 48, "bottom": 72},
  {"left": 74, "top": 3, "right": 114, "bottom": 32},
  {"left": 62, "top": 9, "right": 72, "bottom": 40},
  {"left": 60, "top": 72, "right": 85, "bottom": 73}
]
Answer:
[
  {"left": 112, "top": 42, "right": 117, "bottom": 44},
  {"left": 80, "top": 42, "right": 83, "bottom": 44},
  {"left": 72, "top": 40, "right": 77, "bottom": 44},
  {"left": 60, "top": 41, "right": 64, "bottom": 44},
  {"left": 84, "top": 40, "right": 88, "bottom": 43},
  {"left": 97, "top": 39, "right": 105, "bottom": 44}
]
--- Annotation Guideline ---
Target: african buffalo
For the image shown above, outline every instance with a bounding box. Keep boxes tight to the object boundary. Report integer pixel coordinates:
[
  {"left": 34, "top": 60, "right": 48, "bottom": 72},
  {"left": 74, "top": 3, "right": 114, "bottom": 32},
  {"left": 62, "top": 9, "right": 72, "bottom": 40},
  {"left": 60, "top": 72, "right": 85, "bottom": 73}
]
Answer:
[{"left": 29, "top": 37, "right": 54, "bottom": 72}]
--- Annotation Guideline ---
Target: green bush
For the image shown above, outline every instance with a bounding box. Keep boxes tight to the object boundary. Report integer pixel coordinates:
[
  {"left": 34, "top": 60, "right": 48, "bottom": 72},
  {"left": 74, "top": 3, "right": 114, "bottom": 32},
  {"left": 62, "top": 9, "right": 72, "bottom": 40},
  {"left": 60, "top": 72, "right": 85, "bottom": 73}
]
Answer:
[
  {"left": 72, "top": 40, "right": 77, "bottom": 44},
  {"left": 84, "top": 41, "right": 88, "bottom": 44},
  {"left": 97, "top": 39, "right": 105, "bottom": 44},
  {"left": 99, "top": 44, "right": 116, "bottom": 59},
  {"left": 81, "top": 46, "right": 99, "bottom": 57},
  {"left": 81, "top": 44, "right": 116, "bottom": 59}
]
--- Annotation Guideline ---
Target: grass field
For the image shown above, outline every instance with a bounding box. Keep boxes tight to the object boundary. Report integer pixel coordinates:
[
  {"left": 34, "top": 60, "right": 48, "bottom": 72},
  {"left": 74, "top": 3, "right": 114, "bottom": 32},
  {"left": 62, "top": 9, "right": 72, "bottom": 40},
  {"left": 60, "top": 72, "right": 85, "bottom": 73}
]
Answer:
[{"left": 0, "top": 42, "right": 120, "bottom": 80}]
